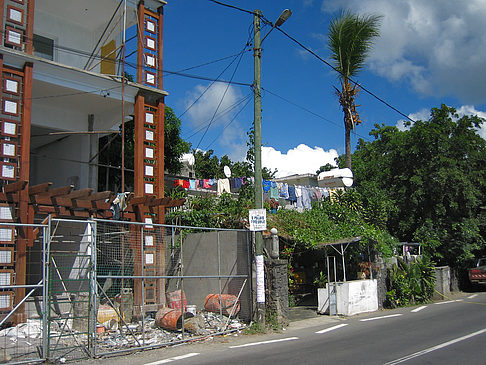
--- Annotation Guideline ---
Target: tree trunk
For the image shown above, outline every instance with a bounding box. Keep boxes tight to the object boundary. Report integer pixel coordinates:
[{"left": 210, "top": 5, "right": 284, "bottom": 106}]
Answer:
[{"left": 345, "top": 125, "right": 352, "bottom": 169}]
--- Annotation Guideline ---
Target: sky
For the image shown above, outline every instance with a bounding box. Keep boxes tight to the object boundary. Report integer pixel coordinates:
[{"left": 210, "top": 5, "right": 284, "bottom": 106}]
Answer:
[{"left": 158, "top": 0, "right": 486, "bottom": 178}]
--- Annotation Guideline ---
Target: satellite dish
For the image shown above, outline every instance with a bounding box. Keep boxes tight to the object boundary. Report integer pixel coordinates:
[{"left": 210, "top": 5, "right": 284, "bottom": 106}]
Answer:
[{"left": 223, "top": 165, "right": 232, "bottom": 178}]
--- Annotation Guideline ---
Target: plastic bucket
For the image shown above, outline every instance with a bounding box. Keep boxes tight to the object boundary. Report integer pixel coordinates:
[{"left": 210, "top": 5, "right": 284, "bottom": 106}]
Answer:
[
  {"left": 155, "top": 307, "right": 194, "bottom": 330},
  {"left": 166, "top": 290, "right": 187, "bottom": 312},
  {"left": 186, "top": 305, "right": 197, "bottom": 316},
  {"left": 204, "top": 294, "right": 240, "bottom": 316}
]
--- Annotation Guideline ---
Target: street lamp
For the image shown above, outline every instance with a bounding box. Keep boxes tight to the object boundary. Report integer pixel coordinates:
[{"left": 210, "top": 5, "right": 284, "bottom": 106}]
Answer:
[{"left": 253, "top": 8, "right": 291, "bottom": 325}]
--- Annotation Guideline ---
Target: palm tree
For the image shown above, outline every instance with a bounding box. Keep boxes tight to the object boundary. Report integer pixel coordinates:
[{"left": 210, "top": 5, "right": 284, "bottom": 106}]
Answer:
[{"left": 328, "top": 11, "right": 381, "bottom": 169}]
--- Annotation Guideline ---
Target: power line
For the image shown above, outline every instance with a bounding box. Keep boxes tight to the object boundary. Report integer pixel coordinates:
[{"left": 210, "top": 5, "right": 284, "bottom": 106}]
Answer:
[
  {"left": 272, "top": 25, "right": 416, "bottom": 123},
  {"left": 165, "top": 50, "right": 252, "bottom": 76},
  {"left": 194, "top": 41, "right": 248, "bottom": 150},
  {"left": 183, "top": 93, "right": 252, "bottom": 140},
  {"left": 206, "top": 94, "right": 252, "bottom": 149},
  {"left": 28, "top": 85, "right": 122, "bottom": 101},
  {"left": 184, "top": 93, "right": 252, "bottom": 140},
  {"left": 167, "top": 43, "right": 252, "bottom": 121},
  {"left": 263, "top": 88, "right": 372, "bottom": 142},
  {"left": 207, "top": 0, "right": 256, "bottom": 15}
]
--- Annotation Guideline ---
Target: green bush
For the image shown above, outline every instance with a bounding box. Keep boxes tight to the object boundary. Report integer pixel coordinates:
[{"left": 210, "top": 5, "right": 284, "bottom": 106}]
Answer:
[{"left": 386, "top": 257, "right": 436, "bottom": 308}]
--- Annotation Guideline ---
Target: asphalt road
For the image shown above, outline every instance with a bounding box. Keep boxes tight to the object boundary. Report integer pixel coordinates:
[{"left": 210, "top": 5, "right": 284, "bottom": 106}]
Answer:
[{"left": 89, "top": 291, "right": 486, "bottom": 365}]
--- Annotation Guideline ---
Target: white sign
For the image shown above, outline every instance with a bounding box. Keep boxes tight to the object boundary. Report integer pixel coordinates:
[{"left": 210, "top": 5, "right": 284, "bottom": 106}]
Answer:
[
  {"left": 249, "top": 209, "right": 267, "bottom": 231},
  {"left": 255, "top": 255, "right": 265, "bottom": 303}
]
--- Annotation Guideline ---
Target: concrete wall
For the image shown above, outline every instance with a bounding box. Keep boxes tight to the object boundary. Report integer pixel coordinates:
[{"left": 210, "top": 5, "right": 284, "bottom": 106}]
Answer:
[
  {"left": 433, "top": 266, "right": 450, "bottom": 300},
  {"left": 318, "top": 279, "right": 378, "bottom": 316},
  {"left": 165, "top": 231, "right": 252, "bottom": 321},
  {"left": 30, "top": 134, "right": 92, "bottom": 189},
  {"left": 34, "top": 10, "right": 102, "bottom": 71}
]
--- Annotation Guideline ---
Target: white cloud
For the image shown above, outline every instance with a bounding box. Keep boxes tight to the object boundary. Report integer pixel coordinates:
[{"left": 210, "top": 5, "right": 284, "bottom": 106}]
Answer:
[
  {"left": 396, "top": 105, "right": 486, "bottom": 138},
  {"left": 456, "top": 105, "right": 486, "bottom": 139},
  {"left": 262, "top": 144, "right": 338, "bottom": 178},
  {"left": 396, "top": 108, "right": 429, "bottom": 130},
  {"left": 183, "top": 82, "right": 248, "bottom": 158},
  {"left": 321, "top": 0, "right": 486, "bottom": 103}
]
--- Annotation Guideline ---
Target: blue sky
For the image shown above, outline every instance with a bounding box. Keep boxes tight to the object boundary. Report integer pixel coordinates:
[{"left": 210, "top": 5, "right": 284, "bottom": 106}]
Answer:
[{"left": 157, "top": 0, "right": 486, "bottom": 177}]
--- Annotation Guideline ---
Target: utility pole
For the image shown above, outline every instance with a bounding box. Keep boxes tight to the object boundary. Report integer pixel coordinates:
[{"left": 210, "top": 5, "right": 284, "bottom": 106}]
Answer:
[{"left": 253, "top": 9, "right": 265, "bottom": 325}]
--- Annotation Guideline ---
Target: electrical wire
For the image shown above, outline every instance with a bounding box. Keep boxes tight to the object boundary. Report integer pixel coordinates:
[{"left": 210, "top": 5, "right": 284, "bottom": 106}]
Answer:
[
  {"left": 193, "top": 27, "right": 252, "bottom": 150},
  {"left": 205, "top": 94, "right": 252, "bottom": 149},
  {"left": 207, "top": 0, "right": 256, "bottom": 15},
  {"left": 184, "top": 93, "right": 252, "bottom": 140},
  {"left": 204, "top": 1, "right": 415, "bottom": 123},
  {"left": 271, "top": 25, "right": 416, "bottom": 123},
  {"left": 84, "top": 1, "right": 124, "bottom": 70},
  {"left": 28, "top": 85, "right": 122, "bottom": 101},
  {"left": 262, "top": 88, "right": 372, "bottom": 142}
]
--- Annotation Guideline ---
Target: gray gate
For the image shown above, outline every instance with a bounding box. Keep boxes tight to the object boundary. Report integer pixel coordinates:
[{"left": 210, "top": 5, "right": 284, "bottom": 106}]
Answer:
[
  {"left": 0, "top": 222, "right": 48, "bottom": 364},
  {"left": 93, "top": 219, "right": 252, "bottom": 357},
  {"left": 0, "top": 217, "right": 252, "bottom": 363},
  {"left": 45, "top": 218, "right": 96, "bottom": 362}
]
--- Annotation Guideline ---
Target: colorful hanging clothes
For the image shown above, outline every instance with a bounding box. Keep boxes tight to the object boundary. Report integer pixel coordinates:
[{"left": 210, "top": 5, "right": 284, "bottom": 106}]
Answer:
[
  {"left": 217, "top": 178, "right": 231, "bottom": 195},
  {"left": 262, "top": 179, "right": 271, "bottom": 193},
  {"left": 279, "top": 183, "right": 289, "bottom": 199},
  {"left": 270, "top": 183, "right": 279, "bottom": 200},
  {"left": 287, "top": 186, "right": 297, "bottom": 202}
]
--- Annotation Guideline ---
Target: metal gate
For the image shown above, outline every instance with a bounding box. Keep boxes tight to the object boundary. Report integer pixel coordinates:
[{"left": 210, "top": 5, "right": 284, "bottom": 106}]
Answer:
[
  {"left": 45, "top": 218, "right": 96, "bottom": 362},
  {"left": 0, "top": 217, "right": 252, "bottom": 363},
  {"left": 0, "top": 222, "right": 48, "bottom": 364}
]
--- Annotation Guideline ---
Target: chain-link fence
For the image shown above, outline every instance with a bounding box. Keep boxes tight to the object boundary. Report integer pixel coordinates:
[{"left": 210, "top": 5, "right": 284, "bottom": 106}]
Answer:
[
  {"left": 0, "top": 222, "right": 48, "bottom": 364},
  {"left": 94, "top": 219, "right": 252, "bottom": 357},
  {"left": 0, "top": 217, "right": 252, "bottom": 363}
]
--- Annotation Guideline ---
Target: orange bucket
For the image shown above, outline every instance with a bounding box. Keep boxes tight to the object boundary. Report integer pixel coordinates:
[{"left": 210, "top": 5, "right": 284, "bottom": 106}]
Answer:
[
  {"left": 155, "top": 307, "right": 194, "bottom": 330},
  {"left": 204, "top": 294, "right": 240, "bottom": 316}
]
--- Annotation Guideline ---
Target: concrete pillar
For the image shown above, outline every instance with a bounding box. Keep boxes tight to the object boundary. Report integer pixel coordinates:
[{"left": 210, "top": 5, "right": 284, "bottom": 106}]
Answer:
[{"left": 265, "top": 259, "right": 289, "bottom": 327}]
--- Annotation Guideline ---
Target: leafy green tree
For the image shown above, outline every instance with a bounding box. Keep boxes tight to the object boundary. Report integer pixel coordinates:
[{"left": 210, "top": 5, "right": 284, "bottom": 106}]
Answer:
[
  {"left": 352, "top": 105, "right": 486, "bottom": 269},
  {"left": 98, "top": 106, "right": 190, "bottom": 191},
  {"left": 165, "top": 106, "right": 191, "bottom": 173},
  {"left": 316, "top": 163, "right": 336, "bottom": 175},
  {"left": 193, "top": 149, "right": 221, "bottom": 178},
  {"left": 328, "top": 10, "right": 381, "bottom": 169}
]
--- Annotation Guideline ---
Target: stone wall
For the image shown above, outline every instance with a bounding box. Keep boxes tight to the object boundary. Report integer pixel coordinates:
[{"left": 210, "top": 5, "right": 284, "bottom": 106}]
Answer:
[
  {"left": 433, "top": 266, "right": 451, "bottom": 300},
  {"left": 265, "top": 259, "right": 289, "bottom": 327}
]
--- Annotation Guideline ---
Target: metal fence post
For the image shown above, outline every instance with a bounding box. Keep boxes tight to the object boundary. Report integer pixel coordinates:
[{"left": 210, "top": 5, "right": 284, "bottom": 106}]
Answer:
[
  {"left": 42, "top": 223, "right": 49, "bottom": 361},
  {"left": 90, "top": 219, "right": 98, "bottom": 356}
]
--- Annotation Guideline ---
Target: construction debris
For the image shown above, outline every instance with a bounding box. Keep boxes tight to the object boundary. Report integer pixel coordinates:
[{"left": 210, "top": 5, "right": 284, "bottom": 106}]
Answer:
[{"left": 95, "top": 311, "right": 245, "bottom": 353}]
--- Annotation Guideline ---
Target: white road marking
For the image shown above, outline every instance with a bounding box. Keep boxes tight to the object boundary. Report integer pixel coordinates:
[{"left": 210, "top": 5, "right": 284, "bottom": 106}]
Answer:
[
  {"left": 435, "top": 299, "right": 463, "bottom": 305},
  {"left": 144, "top": 353, "right": 200, "bottom": 365},
  {"left": 228, "top": 337, "right": 299, "bottom": 349},
  {"left": 360, "top": 314, "right": 403, "bottom": 322},
  {"left": 384, "top": 328, "right": 486, "bottom": 365},
  {"left": 468, "top": 294, "right": 478, "bottom": 299},
  {"left": 315, "top": 323, "right": 348, "bottom": 334},
  {"left": 411, "top": 306, "right": 427, "bottom": 313}
]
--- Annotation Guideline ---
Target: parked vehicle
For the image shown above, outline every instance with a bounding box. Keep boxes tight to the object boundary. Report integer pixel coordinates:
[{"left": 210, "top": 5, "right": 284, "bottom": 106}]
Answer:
[{"left": 468, "top": 258, "right": 486, "bottom": 285}]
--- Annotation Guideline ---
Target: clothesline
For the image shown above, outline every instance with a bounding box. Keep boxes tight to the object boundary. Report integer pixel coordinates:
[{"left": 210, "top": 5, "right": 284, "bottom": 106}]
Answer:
[
  {"left": 264, "top": 179, "right": 330, "bottom": 211},
  {"left": 173, "top": 177, "right": 247, "bottom": 196}
]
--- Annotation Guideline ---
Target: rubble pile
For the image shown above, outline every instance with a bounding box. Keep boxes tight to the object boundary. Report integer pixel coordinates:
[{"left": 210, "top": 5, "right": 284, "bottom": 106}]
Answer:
[{"left": 95, "top": 311, "right": 245, "bottom": 353}]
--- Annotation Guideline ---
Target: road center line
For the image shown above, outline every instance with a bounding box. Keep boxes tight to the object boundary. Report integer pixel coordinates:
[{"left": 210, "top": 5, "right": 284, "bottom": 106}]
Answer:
[
  {"left": 435, "top": 299, "right": 463, "bottom": 305},
  {"left": 144, "top": 353, "right": 200, "bottom": 365},
  {"left": 228, "top": 337, "right": 299, "bottom": 349},
  {"left": 315, "top": 323, "right": 348, "bottom": 334},
  {"left": 411, "top": 306, "right": 427, "bottom": 313},
  {"left": 468, "top": 294, "right": 478, "bottom": 299},
  {"left": 384, "top": 328, "right": 486, "bottom": 365},
  {"left": 360, "top": 314, "right": 403, "bottom": 322}
]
